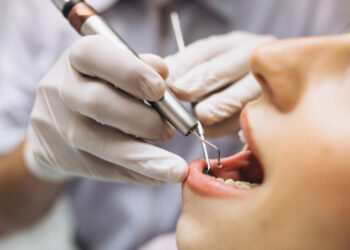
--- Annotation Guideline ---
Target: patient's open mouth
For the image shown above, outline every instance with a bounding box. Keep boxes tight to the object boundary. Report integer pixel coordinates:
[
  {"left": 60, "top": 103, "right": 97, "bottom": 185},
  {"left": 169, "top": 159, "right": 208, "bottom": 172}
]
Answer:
[
  {"left": 210, "top": 145, "right": 263, "bottom": 185},
  {"left": 185, "top": 108, "right": 264, "bottom": 197}
]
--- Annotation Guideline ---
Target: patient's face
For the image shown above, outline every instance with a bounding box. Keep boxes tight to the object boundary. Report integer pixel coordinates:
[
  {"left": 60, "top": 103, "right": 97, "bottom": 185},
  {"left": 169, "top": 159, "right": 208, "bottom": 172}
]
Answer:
[{"left": 177, "top": 35, "right": 350, "bottom": 250}]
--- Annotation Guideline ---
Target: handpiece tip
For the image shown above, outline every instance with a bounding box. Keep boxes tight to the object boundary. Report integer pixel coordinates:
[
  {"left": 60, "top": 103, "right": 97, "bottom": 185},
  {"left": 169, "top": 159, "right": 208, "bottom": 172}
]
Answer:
[{"left": 192, "top": 122, "right": 221, "bottom": 175}]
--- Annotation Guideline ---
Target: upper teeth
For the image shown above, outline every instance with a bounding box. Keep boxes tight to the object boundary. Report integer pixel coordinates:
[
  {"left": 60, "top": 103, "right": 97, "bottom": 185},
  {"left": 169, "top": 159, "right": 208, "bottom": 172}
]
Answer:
[
  {"left": 214, "top": 177, "right": 258, "bottom": 189},
  {"left": 238, "top": 130, "right": 247, "bottom": 144}
]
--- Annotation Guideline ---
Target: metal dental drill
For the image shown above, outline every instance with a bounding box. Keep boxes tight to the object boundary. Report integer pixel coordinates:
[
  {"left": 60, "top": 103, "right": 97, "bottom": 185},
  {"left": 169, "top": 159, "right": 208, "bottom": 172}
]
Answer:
[{"left": 51, "top": 0, "right": 221, "bottom": 173}]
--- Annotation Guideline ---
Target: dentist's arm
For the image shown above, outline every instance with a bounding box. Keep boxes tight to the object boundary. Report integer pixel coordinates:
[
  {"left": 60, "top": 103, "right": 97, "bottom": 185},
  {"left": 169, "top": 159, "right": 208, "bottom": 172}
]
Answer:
[
  {"left": 0, "top": 142, "right": 66, "bottom": 236},
  {"left": 0, "top": 34, "right": 188, "bottom": 234}
]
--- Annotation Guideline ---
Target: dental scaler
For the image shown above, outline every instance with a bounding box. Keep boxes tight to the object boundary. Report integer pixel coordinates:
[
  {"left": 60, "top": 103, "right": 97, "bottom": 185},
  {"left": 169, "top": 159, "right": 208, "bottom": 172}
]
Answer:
[
  {"left": 51, "top": 0, "right": 221, "bottom": 173},
  {"left": 169, "top": 12, "right": 221, "bottom": 173}
]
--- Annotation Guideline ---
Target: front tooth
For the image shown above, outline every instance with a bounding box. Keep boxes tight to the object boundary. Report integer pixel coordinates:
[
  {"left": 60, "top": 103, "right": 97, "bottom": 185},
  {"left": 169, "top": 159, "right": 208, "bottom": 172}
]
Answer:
[
  {"left": 216, "top": 178, "right": 225, "bottom": 184},
  {"left": 238, "top": 130, "right": 247, "bottom": 144},
  {"left": 235, "top": 181, "right": 251, "bottom": 189},
  {"left": 224, "top": 179, "right": 236, "bottom": 187}
]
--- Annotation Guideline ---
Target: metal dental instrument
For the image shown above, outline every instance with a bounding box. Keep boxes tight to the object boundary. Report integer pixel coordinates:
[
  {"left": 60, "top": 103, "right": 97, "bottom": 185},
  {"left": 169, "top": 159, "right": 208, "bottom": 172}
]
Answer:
[
  {"left": 195, "top": 121, "right": 211, "bottom": 172},
  {"left": 193, "top": 121, "right": 222, "bottom": 171},
  {"left": 51, "top": 0, "right": 221, "bottom": 172},
  {"left": 170, "top": 12, "right": 221, "bottom": 172}
]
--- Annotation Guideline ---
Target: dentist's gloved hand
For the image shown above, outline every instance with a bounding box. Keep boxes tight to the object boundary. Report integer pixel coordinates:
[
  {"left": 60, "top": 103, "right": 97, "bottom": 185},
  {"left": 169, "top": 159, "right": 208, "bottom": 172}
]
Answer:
[
  {"left": 24, "top": 35, "right": 187, "bottom": 184},
  {"left": 165, "top": 31, "right": 275, "bottom": 138}
]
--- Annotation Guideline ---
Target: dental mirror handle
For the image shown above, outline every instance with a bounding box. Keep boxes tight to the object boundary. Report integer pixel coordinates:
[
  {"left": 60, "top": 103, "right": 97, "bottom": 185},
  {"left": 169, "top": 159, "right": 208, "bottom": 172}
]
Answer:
[{"left": 51, "top": 0, "right": 198, "bottom": 136}]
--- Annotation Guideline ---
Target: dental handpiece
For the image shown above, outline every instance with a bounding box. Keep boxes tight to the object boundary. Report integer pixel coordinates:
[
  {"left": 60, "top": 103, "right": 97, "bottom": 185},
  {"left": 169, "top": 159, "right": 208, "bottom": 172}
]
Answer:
[
  {"left": 52, "top": 0, "right": 197, "bottom": 135},
  {"left": 51, "top": 0, "right": 221, "bottom": 171}
]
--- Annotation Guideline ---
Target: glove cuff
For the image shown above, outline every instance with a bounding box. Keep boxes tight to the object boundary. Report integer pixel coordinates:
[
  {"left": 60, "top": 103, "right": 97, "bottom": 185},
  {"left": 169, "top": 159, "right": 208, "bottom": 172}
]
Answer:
[{"left": 24, "top": 130, "right": 73, "bottom": 183}]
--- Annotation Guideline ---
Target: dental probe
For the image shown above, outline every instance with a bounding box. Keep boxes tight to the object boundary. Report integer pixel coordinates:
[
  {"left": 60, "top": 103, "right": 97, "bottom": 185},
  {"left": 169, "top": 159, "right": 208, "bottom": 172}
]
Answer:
[
  {"left": 170, "top": 12, "right": 221, "bottom": 173},
  {"left": 51, "top": 0, "right": 221, "bottom": 169}
]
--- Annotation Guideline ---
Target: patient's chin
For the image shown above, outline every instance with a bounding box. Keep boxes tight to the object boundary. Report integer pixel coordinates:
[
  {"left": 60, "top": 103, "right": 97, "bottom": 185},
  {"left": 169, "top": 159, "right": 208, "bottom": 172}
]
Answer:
[{"left": 176, "top": 213, "right": 219, "bottom": 250}]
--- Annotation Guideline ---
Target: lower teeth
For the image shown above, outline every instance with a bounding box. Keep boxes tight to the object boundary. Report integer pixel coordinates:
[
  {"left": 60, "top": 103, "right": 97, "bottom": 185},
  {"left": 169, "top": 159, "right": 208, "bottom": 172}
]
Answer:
[{"left": 215, "top": 177, "right": 258, "bottom": 189}]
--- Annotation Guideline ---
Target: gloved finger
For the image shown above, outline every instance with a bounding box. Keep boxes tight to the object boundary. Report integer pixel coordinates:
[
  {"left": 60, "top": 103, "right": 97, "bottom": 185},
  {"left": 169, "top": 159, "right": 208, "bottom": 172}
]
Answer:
[
  {"left": 76, "top": 152, "right": 165, "bottom": 184},
  {"left": 68, "top": 35, "right": 166, "bottom": 101},
  {"left": 140, "top": 54, "right": 169, "bottom": 80},
  {"left": 195, "top": 74, "right": 261, "bottom": 125},
  {"left": 66, "top": 116, "right": 188, "bottom": 183},
  {"left": 203, "top": 114, "right": 241, "bottom": 139},
  {"left": 168, "top": 39, "right": 269, "bottom": 102},
  {"left": 59, "top": 68, "right": 174, "bottom": 142},
  {"left": 165, "top": 32, "right": 257, "bottom": 82}
]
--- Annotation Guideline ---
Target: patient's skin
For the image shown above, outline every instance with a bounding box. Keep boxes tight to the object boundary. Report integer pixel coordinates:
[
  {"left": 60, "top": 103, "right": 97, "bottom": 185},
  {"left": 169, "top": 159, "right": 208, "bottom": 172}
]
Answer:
[{"left": 177, "top": 35, "right": 350, "bottom": 250}]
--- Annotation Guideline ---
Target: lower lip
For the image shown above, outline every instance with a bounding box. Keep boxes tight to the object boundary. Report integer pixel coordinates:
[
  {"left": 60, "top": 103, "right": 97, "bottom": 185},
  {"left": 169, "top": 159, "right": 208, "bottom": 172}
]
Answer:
[{"left": 185, "top": 153, "right": 257, "bottom": 198}]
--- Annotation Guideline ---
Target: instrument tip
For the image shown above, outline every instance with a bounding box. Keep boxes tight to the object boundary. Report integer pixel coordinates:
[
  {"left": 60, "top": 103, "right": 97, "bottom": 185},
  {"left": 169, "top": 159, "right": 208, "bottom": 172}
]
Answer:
[{"left": 192, "top": 122, "right": 221, "bottom": 174}]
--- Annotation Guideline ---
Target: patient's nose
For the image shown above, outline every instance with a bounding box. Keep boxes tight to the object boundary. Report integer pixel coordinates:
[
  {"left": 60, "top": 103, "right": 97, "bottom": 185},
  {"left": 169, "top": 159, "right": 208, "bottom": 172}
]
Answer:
[{"left": 249, "top": 38, "right": 314, "bottom": 111}]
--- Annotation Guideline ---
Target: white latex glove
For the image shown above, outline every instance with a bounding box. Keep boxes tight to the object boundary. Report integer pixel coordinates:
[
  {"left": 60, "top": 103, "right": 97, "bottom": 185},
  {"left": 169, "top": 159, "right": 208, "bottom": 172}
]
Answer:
[
  {"left": 165, "top": 31, "right": 275, "bottom": 137},
  {"left": 24, "top": 35, "right": 187, "bottom": 184}
]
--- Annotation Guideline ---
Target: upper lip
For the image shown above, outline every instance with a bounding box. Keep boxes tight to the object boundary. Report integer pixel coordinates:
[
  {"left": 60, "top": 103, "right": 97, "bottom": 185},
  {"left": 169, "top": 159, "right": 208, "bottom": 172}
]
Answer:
[
  {"left": 184, "top": 107, "right": 264, "bottom": 197},
  {"left": 240, "top": 107, "right": 260, "bottom": 161}
]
